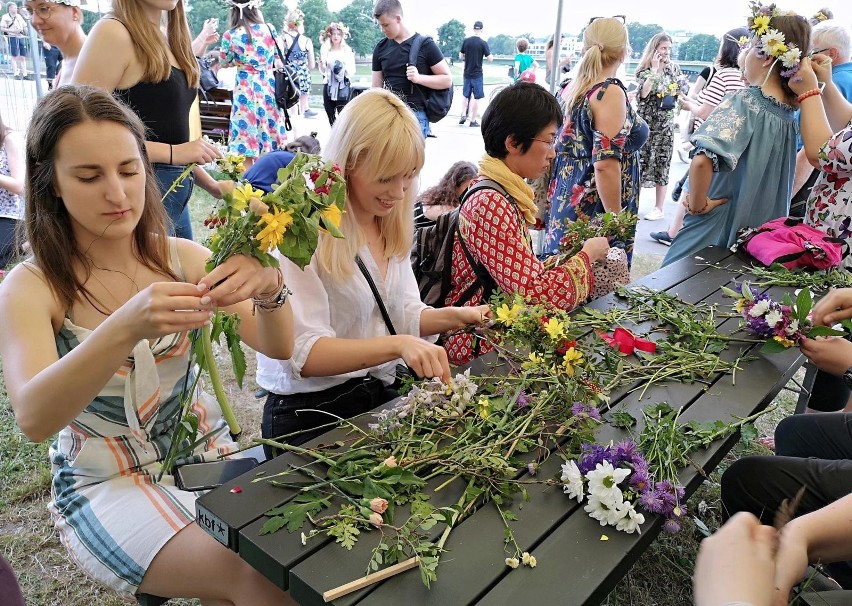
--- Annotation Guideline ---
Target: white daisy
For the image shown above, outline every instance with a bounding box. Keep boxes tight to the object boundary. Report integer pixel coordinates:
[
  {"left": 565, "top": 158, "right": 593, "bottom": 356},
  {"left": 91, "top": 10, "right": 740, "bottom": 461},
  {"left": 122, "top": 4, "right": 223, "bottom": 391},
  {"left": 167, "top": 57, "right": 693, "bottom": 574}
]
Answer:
[
  {"left": 780, "top": 46, "right": 802, "bottom": 68},
  {"left": 561, "top": 460, "right": 585, "bottom": 502},
  {"left": 615, "top": 502, "right": 646, "bottom": 534},
  {"left": 765, "top": 308, "right": 783, "bottom": 327},
  {"left": 749, "top": 300, "right": 770, "bottom": 317},
  {"left": 586, "top": 460, "right": 630, "bottom": 505}
]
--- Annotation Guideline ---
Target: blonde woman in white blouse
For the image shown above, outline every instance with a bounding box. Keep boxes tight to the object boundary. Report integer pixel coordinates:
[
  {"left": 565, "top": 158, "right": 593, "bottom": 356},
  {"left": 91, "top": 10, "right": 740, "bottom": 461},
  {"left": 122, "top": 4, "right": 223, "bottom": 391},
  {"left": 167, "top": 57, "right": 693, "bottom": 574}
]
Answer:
[
  {"left": 318, "top": 21, "right": 356, "bottom": 125},
  {"left": 256, "top": 89, "right": 490, "bottom": 457}
]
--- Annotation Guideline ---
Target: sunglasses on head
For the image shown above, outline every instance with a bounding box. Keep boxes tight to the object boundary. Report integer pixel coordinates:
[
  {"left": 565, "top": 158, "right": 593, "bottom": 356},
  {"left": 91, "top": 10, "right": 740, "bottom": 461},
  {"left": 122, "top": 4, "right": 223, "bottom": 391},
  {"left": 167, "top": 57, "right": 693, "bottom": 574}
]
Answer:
[{"left": 588, "top": 15, "right": 626, "bottom": 25}]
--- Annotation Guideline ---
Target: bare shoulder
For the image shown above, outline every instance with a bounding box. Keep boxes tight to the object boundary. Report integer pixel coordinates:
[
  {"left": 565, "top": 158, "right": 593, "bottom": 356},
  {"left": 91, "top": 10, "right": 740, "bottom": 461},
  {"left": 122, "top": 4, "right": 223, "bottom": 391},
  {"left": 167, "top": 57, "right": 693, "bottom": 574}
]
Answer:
[
  {"left": 0, "top": 262, "right": 64, "bottom": 328},
  {"left": 87, "top": 17, "right": 134, "bottom": 47},
  {"left": 172, "top": 236, "right": 212, "bottom": 285}
]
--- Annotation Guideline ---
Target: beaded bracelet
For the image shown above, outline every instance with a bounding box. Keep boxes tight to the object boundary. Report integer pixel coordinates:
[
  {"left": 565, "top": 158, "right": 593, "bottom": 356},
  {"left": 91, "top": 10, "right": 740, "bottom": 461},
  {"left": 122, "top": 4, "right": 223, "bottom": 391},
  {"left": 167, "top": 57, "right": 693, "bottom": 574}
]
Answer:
[
  {"left": 796, "top": 88, "right": 822, "bottom": 103},
  {"left": 251, "top": 271, "right": 290, "bottom": 314}
]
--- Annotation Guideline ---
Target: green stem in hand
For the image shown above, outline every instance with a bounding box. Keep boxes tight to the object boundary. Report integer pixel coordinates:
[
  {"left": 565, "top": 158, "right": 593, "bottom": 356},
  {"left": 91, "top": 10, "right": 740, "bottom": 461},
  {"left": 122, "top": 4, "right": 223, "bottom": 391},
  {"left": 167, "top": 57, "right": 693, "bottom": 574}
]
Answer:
[{"left": 201, "top": 323, "right": 241, "bottom": 437}]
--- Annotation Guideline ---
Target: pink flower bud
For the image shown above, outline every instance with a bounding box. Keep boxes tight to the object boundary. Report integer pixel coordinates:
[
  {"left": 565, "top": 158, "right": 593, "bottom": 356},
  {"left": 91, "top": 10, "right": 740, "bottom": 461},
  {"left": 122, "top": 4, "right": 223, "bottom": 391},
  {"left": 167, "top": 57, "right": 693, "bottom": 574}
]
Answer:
[
  {"left": 248, "top": 197, "right": 269, "bottom": 215},
  {"left": 383, "top": 456, "right": 398, "bottom": 468},
  {"left": 369, "top": 512, "right": 383, "bottom": 527},
  {"left": 370, "top": 498, "right": 388, "bottom": 514}
]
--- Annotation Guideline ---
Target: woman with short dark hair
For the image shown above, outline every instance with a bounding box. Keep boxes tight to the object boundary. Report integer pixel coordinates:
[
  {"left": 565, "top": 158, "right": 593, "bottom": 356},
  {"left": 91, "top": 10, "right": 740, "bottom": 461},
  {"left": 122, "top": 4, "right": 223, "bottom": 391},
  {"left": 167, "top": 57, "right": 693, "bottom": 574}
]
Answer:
[{"left": 444, "top": 82, "right": 610, "bottom": 365}]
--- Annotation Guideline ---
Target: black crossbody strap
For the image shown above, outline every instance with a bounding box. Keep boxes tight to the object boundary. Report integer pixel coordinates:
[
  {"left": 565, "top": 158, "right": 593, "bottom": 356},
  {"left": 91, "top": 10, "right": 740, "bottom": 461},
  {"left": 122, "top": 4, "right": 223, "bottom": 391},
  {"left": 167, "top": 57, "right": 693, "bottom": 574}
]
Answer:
[
  {"left": 355, "top": 255, "right": 397, "bottom": 335},
  {"left": 267, "top": 25, "right": 286, "bottom": 64},
  {"left": 285, "top": 33, "right": 299, "bottom": 62}
]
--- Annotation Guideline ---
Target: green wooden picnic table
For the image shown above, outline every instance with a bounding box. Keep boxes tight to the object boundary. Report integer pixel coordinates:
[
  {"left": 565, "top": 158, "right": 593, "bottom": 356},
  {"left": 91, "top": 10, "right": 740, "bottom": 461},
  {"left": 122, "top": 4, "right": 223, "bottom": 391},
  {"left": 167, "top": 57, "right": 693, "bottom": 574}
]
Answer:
[{"left": 195, "top": 245, "right": 804, "bottom": 605}]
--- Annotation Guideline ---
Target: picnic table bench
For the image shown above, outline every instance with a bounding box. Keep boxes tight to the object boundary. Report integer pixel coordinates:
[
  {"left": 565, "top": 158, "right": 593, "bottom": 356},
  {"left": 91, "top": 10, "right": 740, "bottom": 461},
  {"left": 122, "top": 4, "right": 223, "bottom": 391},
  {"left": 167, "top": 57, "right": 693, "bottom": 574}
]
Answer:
[
  {"left": 198, "top": 88, "right": 232, "bottom": 143},
  {"left": 195, "top": 245, "right": 805, "bottom": 605}
]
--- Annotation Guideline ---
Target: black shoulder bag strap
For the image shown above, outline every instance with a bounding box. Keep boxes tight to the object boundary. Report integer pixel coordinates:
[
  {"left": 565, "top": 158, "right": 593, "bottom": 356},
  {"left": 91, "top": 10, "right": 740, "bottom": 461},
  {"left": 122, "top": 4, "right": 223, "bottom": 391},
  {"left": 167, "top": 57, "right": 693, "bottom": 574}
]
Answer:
[
  {"left": 355, "top": 255, "right": 397, "bottom": 335},
  {"left": 407, "top": 33, "right": 426, "bottom": 96},
  {"left": 355, "top": 256, "right": 418, "bottom": 379},
  {"left": 267, "top": 25, "right": 293, "bottom": 131}
]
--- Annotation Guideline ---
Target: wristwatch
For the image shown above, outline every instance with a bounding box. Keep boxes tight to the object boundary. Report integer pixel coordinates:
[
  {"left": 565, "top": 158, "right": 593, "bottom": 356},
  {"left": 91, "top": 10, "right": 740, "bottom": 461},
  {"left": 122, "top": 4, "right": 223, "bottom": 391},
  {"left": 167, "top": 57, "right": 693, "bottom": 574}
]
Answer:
[{"left": 843, "top": 367, "right": 852, "bottom": 390}]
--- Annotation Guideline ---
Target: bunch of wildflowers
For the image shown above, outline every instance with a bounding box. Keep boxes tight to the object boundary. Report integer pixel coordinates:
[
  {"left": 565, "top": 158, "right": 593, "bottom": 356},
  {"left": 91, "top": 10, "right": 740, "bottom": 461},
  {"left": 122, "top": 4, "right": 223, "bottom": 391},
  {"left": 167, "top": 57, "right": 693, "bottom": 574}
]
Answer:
[
  {"left": 205, "top": 152, "right": 345, "bottom": 271},
  {"left": 723, "top": 282, "right": 847, "bottom": 352},
  {"left": 562, "top": 439, "right": 671, "bottom": 534},
  {"left": 556, "top": 211, "right": 638, "bottom": 258}
]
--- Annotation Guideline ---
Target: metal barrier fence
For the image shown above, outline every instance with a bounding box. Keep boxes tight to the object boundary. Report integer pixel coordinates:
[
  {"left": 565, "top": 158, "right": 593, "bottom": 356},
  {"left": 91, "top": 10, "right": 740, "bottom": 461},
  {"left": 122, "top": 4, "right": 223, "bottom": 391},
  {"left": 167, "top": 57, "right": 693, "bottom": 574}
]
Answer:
[{"left": 0, "top": 22, "right": 48, "bottom": 131}]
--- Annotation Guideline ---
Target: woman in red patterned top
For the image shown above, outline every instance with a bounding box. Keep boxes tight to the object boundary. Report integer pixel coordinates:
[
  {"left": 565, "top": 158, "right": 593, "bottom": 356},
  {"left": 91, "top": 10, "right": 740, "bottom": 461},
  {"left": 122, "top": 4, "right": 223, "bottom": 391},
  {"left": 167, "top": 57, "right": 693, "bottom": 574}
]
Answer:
[{"left": 444, "top": 82, "right": 610, "bottom": 365}]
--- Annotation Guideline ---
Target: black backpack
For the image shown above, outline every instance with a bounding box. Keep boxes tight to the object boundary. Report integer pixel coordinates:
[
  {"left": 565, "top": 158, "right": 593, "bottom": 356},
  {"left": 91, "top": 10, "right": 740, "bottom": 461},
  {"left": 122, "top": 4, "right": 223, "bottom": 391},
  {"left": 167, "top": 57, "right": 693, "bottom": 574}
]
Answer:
[
  {"left": 411, "top": 179, "right": 502, "bottom": 307},
  {"left": 408, "top": 34, "right": 454, "bottom": 123}
]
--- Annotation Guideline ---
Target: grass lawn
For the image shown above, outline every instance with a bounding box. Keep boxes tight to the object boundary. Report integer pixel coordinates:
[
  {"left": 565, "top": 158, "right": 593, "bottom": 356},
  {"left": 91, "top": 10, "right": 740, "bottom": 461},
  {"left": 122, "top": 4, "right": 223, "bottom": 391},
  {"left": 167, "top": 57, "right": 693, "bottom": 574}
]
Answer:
[{"left": 0, "top": 186, "right": 789, "bottom": 605}]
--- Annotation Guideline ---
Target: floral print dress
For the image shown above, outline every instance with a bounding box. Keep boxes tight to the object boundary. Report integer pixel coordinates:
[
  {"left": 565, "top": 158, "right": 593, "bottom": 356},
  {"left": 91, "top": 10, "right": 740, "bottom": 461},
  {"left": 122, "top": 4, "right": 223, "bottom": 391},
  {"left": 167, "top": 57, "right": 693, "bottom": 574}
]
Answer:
[
  {"left": 220, "top": 23, "right": 288, "bottom": 158},
  {"left": 806, "top": 122, "right": 852, "bottom": 269},
  {"left": 544, "top": 78, "right": 649, "bottom": 260},
  {"left": 635, "top": 63, "right": 684, "bottom": 187}
]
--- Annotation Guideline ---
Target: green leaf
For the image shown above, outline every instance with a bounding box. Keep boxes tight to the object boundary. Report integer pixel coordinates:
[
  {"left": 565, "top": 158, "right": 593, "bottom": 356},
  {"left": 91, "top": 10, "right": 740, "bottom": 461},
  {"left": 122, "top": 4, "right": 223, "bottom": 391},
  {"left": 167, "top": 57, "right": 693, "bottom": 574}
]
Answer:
[
  {"left": 806, "top": 325, "right": 847, "bottom": 338},
  {"left": 261, "top": 497, "right": 330, "bottom": 533},
  {"left": 760, "top": 338, "right": 789, "bottom": 354},
  {"left": 796, "top": 288, "right": 813, "bottom": 323},
  {"left": 720, "top": 285, "right": 741, "bottom": 299}
]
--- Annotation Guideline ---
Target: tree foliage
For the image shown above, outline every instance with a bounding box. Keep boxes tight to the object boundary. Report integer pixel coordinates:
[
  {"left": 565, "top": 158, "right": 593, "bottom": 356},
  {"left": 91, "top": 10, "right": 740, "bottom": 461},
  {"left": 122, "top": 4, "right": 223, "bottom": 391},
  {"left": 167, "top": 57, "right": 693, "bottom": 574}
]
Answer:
[
  {"left": 300, "top": 0, "right": 334, "bottom": 45},
  {"left": 487, "top": 34, "right": 516, "bottom": 56},
  {"left": 678, "top": 34, "right": 720, "bottom": 61},
  {"left": 335, "top": 0, "right": 382, "bottom": 57},
  {"left": 626, "top": 22, "right": 664, "bottom": 58},
  {"left": 436, "top": 19, "right": 466, "bottom": 59}
]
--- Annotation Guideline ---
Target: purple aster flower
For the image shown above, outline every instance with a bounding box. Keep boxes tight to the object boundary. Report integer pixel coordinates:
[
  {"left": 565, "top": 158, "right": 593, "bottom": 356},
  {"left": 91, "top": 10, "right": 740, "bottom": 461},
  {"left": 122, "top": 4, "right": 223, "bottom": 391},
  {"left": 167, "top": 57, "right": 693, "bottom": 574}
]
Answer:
[
  {"left": 629, "top": 468, "right": 651, "bottom": 493},
  {"left": 745, "top": 316, "right": 774, "bottom": 338},
  {"left": 639, "top": 490, "right": 666, "bottom": 514},
  {"left": 516, "top": 391, "right": 529, "bottom": 410},
  {"left": 571, "top": 401, "right": 602, "bottom": 421},
  {"left": 662, "top": 519, "right": 681, "bottom": 533},
  {"left": 613, "top": 440, "right": 638, "bottom": 466},
  {"left": 578, "top": 443, "right": 613, "bottom": 475}
]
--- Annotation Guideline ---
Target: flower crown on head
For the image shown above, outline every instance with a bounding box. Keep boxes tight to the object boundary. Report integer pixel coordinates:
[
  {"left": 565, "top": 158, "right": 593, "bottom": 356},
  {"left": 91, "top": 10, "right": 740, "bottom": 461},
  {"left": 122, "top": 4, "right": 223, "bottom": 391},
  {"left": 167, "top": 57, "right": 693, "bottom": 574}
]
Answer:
[
  {"left": 286, "top": 8, "right": 304, "bottom": 26},
  {"left": 223, "top": 0, "right": 263, "bottom": 13},
  {"left": 320, "top": 22, "right": 350, "bottom": 43},
  {"left": 747, "top": 1, "right": 803, "bottom": 79},
  {"left": 812, "top": 11, "right": 828, "bottom": 22}
]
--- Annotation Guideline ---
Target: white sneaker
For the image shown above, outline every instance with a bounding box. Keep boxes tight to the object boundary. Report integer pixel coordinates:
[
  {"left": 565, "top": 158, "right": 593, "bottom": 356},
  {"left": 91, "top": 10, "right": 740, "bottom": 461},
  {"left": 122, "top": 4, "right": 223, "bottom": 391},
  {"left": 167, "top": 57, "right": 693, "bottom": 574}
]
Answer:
[{"left": 643, "top": 208, "right": 664, "bottom": 221}]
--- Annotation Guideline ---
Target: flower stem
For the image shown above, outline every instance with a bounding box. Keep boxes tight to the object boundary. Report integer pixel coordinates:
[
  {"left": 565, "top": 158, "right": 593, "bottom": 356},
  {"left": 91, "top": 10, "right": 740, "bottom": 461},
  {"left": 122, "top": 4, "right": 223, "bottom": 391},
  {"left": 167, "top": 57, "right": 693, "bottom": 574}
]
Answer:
[{"left": 201, "top": 323, "right": 241, "bottom": 437}]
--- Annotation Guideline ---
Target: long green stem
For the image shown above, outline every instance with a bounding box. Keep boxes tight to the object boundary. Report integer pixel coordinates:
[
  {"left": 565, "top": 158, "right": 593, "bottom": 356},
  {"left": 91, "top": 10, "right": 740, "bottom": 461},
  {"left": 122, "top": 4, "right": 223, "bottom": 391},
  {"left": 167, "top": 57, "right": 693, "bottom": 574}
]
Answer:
[{"left": 201, "top": 323, "right": 241, "bottom": 437}]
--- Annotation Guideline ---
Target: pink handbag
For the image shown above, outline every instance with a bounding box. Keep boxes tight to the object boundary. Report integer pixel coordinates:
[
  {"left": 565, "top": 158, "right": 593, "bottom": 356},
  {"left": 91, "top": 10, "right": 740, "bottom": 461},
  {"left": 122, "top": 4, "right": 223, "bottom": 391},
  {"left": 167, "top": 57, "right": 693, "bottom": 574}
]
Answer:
[{"left": 736, "top": 217, "right": 845, "bottom": 270}]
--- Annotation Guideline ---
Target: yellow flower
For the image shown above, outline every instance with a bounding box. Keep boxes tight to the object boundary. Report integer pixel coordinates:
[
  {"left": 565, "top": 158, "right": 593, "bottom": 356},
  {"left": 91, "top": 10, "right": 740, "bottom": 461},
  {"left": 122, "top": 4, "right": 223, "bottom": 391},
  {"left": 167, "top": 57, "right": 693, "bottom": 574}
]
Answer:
[
  {"left": 319, "top": 203, "right": 343, "bottom": 232},
  {"left": 255, "top": 207, "right": 294, "bottom": 252},
  {"left": 734, "top": 298, "right": 748, "bottom": 313},
  {"left": 562, "top": 347, "right": 584, "bottom": 376},
  {"left": 544, "top": 318, "right": 565, "bottom": 341},
  {"left": 477, "top": 396, "right": 491, "bottom": 420},
  {"left": 522, "top": 352, "right": 542, "bottom": 371},
  {"left": 231, "top": 182, "right": 266, "bottom": 212},
  {"left": 752, "top": 15, "right": 770, "bottom": 35},
  {"left": 773, "top": 335, "right": 795, "bottom": 348},
  {"left": 496, "top": 302, "right": 523, "bottom": 325}
]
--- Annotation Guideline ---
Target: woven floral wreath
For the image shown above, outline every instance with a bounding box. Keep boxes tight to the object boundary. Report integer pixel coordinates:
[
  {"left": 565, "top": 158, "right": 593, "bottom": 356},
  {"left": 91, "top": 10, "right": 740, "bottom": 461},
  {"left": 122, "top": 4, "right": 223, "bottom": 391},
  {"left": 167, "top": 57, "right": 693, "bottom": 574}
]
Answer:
[
  {"left": 747, "top": 1, "right": 803, "bottom": 79},
  {"left": 320, "top": 22, "right": 351, "bottom": 43}
]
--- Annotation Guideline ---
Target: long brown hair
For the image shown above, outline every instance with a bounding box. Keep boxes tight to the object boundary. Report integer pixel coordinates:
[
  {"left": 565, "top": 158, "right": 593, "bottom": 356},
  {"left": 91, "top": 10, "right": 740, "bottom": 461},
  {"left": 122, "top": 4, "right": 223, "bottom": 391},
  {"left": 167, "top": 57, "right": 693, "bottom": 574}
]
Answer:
[
  {"left": 110, "top": 0, "right": 199, "bottom": 88},
  {"left": 635, "top": 32, "right": 672, "bottom": 75},
  {"left": 25, "top": 85, "right": 176, "bottom": 312},
  {"left": 227, "top": 5, "right": 264, "bottom": 45},
  {"left": 418, "top": 161, "right": 477, "bottom": 208},
  {"left": 565, "top": 18, "right": 630, "bottom": 111},
  {"left": 766, "top": 15, "right": 811, "bottom": 100}
]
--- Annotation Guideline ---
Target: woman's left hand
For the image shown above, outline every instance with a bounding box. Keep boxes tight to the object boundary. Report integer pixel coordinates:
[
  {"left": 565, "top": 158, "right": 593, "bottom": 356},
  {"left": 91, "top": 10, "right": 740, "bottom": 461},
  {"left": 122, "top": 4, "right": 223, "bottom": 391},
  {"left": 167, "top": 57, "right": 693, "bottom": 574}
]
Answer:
[
  {"left": 788, "top": 57, "right": 820, "bottom": 96},
  {"left": 683, "top": 192, "right": 729, "bottom": 215},
  {"left": 198, "top": 256, "right": 282, "bottom": 308}
]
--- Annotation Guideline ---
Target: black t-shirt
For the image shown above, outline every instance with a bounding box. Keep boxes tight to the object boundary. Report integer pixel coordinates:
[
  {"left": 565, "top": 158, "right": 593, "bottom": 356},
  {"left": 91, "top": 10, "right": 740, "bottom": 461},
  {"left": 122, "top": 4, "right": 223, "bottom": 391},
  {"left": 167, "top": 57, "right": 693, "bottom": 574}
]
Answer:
[
  {"left": 460, "top": 36, "right": 490, "bottom": 79},
  {"left": 372, "top": 33, "right": 445, "bottom": 111}
]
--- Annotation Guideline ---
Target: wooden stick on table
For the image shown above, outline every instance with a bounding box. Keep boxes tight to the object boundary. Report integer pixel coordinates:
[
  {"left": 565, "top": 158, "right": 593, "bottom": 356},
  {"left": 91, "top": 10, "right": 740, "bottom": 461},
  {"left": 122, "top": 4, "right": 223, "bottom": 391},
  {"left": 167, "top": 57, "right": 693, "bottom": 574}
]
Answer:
[{"left": 322, "top": 556, "right": 421, "bottom": 602}]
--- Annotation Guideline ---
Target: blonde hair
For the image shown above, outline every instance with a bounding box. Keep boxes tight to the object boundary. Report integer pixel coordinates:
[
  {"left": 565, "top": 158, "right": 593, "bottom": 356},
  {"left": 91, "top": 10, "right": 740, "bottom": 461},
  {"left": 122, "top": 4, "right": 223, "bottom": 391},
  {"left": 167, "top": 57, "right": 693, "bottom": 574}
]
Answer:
[
  {"left": 110, "top": 0, "right": 199, "bottom": 88},
  {"left": 565, "top": 18, "right": 629, "bottom": 110},
  {"left": 317, "top": 89, "right": 425, "bottom": 281},
  {"left": 635, "top": 32, "right": 672, "bottom": 75}
]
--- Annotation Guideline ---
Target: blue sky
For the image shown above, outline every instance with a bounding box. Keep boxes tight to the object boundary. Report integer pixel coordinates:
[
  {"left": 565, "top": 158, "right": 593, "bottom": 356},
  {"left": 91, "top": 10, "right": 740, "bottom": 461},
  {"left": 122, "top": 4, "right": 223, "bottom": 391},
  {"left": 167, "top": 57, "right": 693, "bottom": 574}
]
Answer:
[{"left": 324, "top": 0, "right": 851, "bottom": 39}]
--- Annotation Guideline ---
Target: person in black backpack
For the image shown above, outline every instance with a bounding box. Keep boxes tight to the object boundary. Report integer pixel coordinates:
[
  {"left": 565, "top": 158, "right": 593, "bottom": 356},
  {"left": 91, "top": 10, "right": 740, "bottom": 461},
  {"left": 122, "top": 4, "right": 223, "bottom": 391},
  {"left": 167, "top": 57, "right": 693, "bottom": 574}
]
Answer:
[
  {"left": 443, "top": 82, "right": 610, "bottom": 366},
  {"left": 257, "top": 89, "right": 490, "bottom": 456},
  {"left": 371, "top": 0, "right": 452, "bottom": 138}
]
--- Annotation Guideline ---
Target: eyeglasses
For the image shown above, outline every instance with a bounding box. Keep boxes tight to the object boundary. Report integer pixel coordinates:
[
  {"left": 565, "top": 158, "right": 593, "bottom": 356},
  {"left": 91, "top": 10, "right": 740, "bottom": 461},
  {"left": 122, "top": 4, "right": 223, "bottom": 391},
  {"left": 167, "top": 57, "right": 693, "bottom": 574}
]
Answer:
[
  {"left": 22, "top": 5, "right": 56, "bottom": 20},
  {"left": 588, "top": 15, "right": 626, "bottom": 25},
  {"left": 532, "top": 136, "right": 557, "bottom": 146}
]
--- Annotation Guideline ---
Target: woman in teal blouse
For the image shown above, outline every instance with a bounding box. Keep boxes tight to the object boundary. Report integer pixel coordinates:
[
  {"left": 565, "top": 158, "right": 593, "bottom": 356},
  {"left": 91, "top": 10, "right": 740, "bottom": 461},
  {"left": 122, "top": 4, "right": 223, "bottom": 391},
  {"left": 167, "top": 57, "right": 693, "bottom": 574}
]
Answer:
[{"left": 663, "top": 13, "right": 811, "bottom": 267}]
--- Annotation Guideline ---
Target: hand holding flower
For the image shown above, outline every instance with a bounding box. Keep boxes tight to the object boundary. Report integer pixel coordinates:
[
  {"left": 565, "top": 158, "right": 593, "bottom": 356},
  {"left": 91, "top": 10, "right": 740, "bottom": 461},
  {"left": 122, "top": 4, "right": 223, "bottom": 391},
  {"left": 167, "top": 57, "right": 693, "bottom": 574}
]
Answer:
[
  {"left": 787, "top": 57, "right": 819, "bottom": 96},
  {"left": 810, "top": 53, "right": 834, "bottom": 83},
  {"left": 198, "top": 256, "right": 283, "bottom": 308},
  {"left": 811, "top": 288, "right": 852, "bottom": 326},
  {"left": 799, "top": 336, "right": 852, "bottom": 376}
]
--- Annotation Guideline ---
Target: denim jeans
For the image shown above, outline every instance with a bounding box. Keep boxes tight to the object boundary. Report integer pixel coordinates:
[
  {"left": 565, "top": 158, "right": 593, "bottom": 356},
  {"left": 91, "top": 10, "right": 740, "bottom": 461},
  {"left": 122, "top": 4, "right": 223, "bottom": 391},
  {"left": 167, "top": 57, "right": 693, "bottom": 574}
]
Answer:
[
  {"left": 414, "top": 109, "right": 431, "bottom": 138},
  {"left": 154, "top": 163, "right": 194, "bottom": 240}
]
